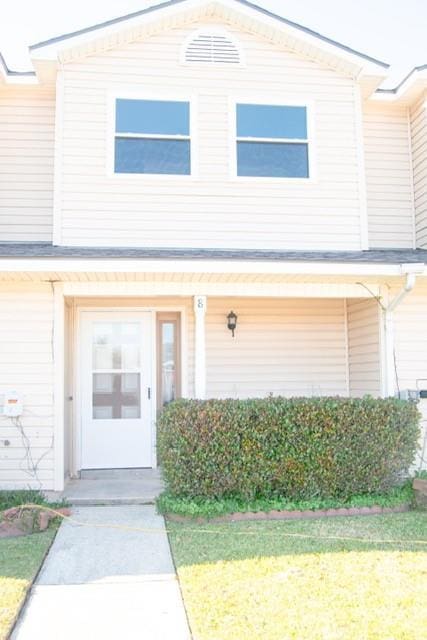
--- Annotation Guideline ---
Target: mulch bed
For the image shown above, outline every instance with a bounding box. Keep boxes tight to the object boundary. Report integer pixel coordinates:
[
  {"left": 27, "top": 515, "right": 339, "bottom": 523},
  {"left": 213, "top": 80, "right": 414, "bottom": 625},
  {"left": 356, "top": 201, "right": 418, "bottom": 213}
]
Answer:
[{"left": 166, "top": 503, "right": 411, "bottom": 524}]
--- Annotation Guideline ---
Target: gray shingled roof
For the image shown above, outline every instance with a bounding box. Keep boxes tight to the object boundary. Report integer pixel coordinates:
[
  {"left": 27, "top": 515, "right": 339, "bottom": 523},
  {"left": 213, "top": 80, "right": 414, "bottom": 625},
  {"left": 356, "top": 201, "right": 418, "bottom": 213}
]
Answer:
[{"left": 0, "top": 244, "right": 427, "bottom": 264}]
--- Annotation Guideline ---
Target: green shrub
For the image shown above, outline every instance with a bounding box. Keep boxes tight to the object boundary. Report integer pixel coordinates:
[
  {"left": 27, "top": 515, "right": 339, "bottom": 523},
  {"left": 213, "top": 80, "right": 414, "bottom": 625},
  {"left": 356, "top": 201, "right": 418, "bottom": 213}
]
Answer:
[
  {"left": 157, "top": 396, "right": 421, "bottom": 500},
  {"left": 0, "top": 489, "right": 67, "bottom": 512}
]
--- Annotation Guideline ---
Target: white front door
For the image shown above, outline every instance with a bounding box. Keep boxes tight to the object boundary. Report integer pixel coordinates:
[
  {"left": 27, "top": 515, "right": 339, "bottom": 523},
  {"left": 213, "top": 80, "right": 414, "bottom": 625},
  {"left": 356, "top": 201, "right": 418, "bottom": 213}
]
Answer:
[{"left": 80, "top": 311, "right": 153, "bottom": 469}]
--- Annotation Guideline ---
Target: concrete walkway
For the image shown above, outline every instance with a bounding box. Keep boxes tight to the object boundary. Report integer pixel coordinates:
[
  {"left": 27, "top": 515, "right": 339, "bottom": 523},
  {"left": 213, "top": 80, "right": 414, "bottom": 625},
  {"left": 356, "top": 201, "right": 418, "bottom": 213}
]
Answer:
[{"left": 12, "top": 506, "right": 191, "bottom": 640}]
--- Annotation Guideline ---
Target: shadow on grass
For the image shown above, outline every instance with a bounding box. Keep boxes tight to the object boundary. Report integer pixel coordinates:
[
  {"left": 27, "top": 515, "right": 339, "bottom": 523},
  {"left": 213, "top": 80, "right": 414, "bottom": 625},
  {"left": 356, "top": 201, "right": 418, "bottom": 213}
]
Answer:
[{"left": 167, "top": 511, "right": 427, "bottom": 567}]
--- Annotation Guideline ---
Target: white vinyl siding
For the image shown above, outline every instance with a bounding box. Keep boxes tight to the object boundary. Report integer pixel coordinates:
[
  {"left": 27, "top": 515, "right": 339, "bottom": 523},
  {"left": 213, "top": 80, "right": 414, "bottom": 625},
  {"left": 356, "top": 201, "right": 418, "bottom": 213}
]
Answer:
[
  {"left": 0, "top": 284, "right": 54, "bottom": 489},
  {"left": 363, "top": 103, "right": 414, "bottom": 249},
  {"left": 0, "top": 86, "right": 55, "bottom": 242},
  {"left": 410, "top": 92, "right": 427, "bottom": 248},
  {"left": 347, "top": 298, "right": 381, "bottom": 397},
  {"left": 58, "top": 22, "right": 362, "bottom": 249},
  {"left": 393, "top": 282, "right": 427, "bottom": 469},
  {"left": 205, "top": 297, "right": 348, "bottom": 398}
]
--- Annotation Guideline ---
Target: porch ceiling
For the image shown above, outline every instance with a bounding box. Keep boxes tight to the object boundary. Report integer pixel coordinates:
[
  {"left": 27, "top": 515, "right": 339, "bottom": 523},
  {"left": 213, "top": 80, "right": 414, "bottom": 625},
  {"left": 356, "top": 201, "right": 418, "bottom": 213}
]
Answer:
[
  {"left": 0, "top": 270, "right": 411, "bottom": 285},
  {"left": 0, "top": 269, "right": 418, "bottom": 302}
]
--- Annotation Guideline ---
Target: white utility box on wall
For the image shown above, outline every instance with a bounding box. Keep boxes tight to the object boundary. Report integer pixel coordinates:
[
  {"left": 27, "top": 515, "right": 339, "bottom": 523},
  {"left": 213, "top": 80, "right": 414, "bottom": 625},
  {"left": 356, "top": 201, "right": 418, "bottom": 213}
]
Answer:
[{"left": 3, "top": 390, "right": 23, "bottom": 417}]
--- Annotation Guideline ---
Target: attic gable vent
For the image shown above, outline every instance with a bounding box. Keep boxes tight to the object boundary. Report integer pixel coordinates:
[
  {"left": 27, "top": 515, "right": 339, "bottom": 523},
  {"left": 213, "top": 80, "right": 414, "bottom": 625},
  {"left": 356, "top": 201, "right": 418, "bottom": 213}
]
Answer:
[{"left": 183, "top": 30, "right": 242, "bottom": 65}]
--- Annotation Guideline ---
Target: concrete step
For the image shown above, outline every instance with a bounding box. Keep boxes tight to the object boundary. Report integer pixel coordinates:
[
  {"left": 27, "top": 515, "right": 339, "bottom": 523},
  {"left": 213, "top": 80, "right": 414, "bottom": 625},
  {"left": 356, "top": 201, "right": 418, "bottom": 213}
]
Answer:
[
  {"left": 53, "top": 468, "right": 165, "bottom": 507},
  {"left": 65, "top": 496, "right": 158, "bottom": 506}
]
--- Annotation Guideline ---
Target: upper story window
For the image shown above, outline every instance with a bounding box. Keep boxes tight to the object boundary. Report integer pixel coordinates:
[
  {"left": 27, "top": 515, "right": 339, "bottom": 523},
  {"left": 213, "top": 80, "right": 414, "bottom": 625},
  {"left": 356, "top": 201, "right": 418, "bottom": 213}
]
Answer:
[
  {"left": 236, "top": 104, "right": 309, "bottom": 178},
  {"left": 114, "top": 98, "right": 191, "bottom": 175}
]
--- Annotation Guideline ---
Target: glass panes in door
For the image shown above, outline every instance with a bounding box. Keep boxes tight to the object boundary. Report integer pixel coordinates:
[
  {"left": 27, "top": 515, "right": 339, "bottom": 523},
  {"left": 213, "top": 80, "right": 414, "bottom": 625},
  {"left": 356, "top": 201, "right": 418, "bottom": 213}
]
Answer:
[
  {"left": 92, "top": 322, "right": 142, "bottom": 419},
  {"left": 157, "top": 313, "right": 181, "bottom": 410}
]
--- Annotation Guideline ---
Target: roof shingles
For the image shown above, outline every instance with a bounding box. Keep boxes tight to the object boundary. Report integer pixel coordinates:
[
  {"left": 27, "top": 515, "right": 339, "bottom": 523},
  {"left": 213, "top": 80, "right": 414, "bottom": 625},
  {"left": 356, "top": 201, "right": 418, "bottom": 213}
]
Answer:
[{"left": 0, "top": 243, "right": 426, "bottom": 265}]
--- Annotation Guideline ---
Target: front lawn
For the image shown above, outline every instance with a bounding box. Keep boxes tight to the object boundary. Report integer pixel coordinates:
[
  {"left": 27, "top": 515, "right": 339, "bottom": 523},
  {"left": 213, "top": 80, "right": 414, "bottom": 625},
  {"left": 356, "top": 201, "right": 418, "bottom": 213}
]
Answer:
[
  {"left": 0, "top": 529, "right": 57, "bottom": 640},
  {"left": 168, "top": 512, "right": 427, "bottom": 640},
  {"left": 0, "top": 491, "right": 61, "bottom": 640}
]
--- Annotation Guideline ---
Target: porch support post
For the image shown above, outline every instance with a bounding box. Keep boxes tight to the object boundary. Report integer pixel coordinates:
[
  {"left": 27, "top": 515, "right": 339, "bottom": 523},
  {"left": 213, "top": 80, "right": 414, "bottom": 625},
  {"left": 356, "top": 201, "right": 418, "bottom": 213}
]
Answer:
[
  {"left": 382, "top": 309, "right": 396, "bottom": 397},
  {"left": 194, "top": 295, "right": 207, "bottom": 399},
  {"left": 53, "top": 282, "right": 65, "bottom": 491}
]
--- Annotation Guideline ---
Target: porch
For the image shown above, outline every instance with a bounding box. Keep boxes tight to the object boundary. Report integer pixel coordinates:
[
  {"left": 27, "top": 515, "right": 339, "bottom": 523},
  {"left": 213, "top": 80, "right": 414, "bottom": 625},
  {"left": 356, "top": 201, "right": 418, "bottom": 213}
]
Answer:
[
  {"left": 58, "top": 284, "right": 384, "bottom": 490},
  {"left": 59, "top": 468, "right": 164, "bottom": 505}
]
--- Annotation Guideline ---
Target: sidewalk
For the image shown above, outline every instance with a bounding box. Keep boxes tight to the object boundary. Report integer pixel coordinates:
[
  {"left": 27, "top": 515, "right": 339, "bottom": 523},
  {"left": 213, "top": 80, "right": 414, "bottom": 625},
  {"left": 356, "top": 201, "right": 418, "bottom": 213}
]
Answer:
[{"left": 12, "top": 505, "right": 191, "bottom": 640}]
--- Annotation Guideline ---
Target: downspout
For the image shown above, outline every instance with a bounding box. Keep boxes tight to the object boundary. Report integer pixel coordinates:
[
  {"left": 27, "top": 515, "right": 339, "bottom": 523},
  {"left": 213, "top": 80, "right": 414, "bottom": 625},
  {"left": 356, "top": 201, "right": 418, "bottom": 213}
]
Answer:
[
  {"left": 387, "top": 272, "right": 417, "bottom": 313},
  {"left": 382, "top": 265, "right": 424, "bottom": 396}
]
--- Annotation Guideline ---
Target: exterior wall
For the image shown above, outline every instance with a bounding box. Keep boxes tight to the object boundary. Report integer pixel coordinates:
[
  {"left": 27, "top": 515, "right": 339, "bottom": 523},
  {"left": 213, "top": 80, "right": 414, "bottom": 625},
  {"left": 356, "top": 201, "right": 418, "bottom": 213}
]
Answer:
[
  {"left": 0, "top": 284, "right": 54, "bottom": 489},
  {"left": 205, "top": 297, "right": 348, "bottom": 397},
  {"left": 0, "top": 85, "right": 55, "bottom": 242},
  {"left": 393, "top": 282, "right": 427, "bottom": 469},
  {"left": 410, "top": 92, "right": 427, "bottom": 248},
  {"left": 346, "top": 298, "right": 382, "bottom": 397},
  {"left": 58, "top": 21, "right": 364, "bottom": 250},
  {"left": 363, "top": 103, "right": 414, "bottom": 248}
]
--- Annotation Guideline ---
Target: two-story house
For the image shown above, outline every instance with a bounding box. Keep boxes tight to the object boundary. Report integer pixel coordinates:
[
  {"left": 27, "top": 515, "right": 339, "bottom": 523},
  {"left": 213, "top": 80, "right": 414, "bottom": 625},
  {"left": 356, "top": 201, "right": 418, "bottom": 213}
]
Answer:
[{"left": 1, "top": 0, "right": 426, "bottom": 492}]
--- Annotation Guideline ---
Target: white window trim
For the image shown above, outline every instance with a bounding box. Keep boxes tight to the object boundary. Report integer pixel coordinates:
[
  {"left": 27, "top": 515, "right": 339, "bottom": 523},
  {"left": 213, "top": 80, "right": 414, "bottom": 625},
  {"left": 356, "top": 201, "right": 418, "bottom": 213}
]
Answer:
[
  {"left": 179, "top": 27, "right": 245, "bottom": 67},
  {"left": 228, "top": 96, "right": 317, "bottom": 183},
  {"left": 106, "top": 89, "right": 198, "bottom": 179}
]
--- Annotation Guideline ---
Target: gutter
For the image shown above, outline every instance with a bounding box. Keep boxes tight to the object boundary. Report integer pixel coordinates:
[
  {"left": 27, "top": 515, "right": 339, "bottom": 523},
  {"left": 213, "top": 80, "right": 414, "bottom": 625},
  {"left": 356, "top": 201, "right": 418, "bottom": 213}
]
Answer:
[{"left": 0, "top": 257, "right": 423, "bottom": 277}]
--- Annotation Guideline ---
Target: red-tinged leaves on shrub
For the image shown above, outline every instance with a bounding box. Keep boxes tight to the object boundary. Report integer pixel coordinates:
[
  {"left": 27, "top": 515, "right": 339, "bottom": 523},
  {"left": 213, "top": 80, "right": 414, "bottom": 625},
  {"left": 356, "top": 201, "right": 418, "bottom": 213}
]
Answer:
[{"left": 157, "top": 396, "right": 420, "bottom": 500}]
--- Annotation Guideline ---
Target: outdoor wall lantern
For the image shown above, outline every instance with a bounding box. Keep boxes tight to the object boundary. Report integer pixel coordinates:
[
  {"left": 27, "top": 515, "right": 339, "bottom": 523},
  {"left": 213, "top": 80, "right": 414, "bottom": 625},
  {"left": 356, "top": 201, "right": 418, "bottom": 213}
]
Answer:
[{"left": 227, "top": 310, "right": 238, "bottom": 337}]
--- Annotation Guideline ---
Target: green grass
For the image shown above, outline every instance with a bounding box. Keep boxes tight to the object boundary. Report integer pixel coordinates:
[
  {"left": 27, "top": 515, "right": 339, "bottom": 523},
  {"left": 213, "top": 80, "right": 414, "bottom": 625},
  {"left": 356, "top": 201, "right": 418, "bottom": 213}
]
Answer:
[
  {"left": 0, "top": 527, "right": 57, "bottom": 640},
  {"left": 0, "top": 490, "right": 66, "bottom": 511},
  {"left": 168, "top": 512, "right": 427, "bottom": 640},
  {"left": 157, "top": 482, "right": 414, "bottom": 519}
]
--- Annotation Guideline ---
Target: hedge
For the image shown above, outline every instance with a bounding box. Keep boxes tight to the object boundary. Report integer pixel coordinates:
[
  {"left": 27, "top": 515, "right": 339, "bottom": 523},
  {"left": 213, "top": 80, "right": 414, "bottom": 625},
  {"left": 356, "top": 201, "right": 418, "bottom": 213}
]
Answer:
[{"left": 157, "top": 396, "right": 420, "bottom": 500}]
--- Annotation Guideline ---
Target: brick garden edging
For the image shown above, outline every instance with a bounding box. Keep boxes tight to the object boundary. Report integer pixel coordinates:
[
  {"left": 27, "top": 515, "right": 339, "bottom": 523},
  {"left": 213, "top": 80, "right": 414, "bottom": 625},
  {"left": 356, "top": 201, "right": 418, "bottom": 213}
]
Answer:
[{"left": 165, "top": 503, "right": 411, "bottom": 525}]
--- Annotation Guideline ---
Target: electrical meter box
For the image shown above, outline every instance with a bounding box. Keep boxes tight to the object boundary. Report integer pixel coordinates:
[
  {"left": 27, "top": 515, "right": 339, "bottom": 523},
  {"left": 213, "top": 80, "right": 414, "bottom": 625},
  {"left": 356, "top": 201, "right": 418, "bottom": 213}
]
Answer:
[
  {"left": 398, "top": 389, "right": 420, "bottom": 401},
  {"left": 3, "top": 390, "right": 23, "bottom": 417}
]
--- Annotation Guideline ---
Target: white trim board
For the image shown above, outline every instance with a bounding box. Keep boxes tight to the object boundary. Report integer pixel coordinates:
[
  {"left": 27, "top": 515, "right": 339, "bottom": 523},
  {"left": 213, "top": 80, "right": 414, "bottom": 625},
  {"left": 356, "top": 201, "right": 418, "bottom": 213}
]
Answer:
[{"left": 0, "top": 258, "right": 423, "bottom": 277}]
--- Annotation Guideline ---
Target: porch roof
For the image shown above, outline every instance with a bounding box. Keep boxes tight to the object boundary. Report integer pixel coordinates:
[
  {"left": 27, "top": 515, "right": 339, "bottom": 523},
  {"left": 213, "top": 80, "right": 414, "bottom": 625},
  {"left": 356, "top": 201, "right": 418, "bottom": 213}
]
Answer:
[{"left": 1, "top": 244, "right": 427, "bottom": 265}]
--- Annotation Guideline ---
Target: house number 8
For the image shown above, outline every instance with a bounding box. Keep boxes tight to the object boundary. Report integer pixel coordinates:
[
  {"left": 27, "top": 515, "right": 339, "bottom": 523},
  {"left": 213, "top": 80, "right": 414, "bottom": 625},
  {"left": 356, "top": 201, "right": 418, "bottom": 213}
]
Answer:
[{"left": 195, "top": 296, "right": 206, "bottom": 312}]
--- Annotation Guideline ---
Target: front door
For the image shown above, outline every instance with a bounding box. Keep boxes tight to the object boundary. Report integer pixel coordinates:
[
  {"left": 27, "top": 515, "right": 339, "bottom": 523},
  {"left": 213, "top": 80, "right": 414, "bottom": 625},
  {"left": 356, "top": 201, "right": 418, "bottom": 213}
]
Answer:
[{"left": 80, "top": 311, "right": 153, "bottom": 469}]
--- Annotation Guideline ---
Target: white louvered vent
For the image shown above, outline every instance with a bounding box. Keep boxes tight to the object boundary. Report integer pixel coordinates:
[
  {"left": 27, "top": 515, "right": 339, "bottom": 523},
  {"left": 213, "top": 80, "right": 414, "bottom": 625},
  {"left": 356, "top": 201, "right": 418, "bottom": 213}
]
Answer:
[{"left": 183, "top": 31, "right": 241, "bottom": 65}]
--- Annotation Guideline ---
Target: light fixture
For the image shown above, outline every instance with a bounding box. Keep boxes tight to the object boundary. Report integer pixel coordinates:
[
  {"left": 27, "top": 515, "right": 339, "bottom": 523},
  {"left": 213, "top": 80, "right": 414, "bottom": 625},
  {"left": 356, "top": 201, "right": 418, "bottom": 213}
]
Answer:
[{"left": 227, "top": 310, "right": 237, "bottom": 337}]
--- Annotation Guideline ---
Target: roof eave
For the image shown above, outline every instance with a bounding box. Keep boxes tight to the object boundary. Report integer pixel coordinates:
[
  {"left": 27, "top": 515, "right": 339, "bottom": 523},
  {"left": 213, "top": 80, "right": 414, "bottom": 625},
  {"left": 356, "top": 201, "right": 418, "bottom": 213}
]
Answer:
[
  {"left": 28, "top": 0, "right": 389, "bottom": 79},
  {"left": 0, "top": 51, "right": 38, "bottom": 85},
  {"left": 372, "top": 65, "right": 427, "bottom": 104}
]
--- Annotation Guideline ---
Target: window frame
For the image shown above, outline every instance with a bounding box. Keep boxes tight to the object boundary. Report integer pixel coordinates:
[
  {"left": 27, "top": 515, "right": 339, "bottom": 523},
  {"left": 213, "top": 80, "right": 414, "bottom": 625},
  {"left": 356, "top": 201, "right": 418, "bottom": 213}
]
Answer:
[
  {"left": 229, "top": 96, "right": 316, "bottom": 182},
  {"left": 156, "top": 312, "right": 181, "bottom": 412},
  {"left": 107, "top": 90, "right": 198, "bottom": 179}
]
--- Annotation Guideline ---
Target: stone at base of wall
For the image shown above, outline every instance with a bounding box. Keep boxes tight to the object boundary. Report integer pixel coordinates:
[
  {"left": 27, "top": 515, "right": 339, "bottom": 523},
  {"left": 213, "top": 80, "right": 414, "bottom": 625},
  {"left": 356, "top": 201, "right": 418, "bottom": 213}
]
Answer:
[
  {"left": 413, "top": 479, "right": 427, "bottom": 511},
  {"left": 166, "top": 503, "right": 411, "bottom": 525}
]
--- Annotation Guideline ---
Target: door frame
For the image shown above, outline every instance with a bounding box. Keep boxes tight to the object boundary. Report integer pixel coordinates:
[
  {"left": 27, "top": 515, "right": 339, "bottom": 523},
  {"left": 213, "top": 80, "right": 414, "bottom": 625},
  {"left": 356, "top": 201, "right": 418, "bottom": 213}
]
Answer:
[{"left": 72, "top": 304, "right": 188, "bottom": 475}]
